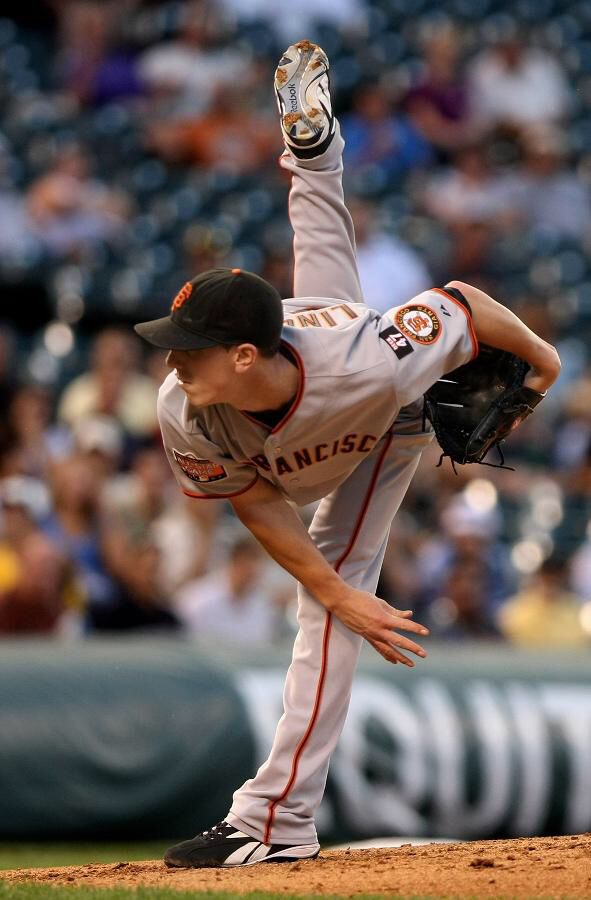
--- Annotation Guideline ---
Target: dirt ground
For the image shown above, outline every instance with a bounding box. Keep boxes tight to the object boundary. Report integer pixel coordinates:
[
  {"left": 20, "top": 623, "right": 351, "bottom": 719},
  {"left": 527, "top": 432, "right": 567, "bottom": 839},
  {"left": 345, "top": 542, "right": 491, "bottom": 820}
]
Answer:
[{"left": 1, "top": 833, "right": 590, "bottom": 897}]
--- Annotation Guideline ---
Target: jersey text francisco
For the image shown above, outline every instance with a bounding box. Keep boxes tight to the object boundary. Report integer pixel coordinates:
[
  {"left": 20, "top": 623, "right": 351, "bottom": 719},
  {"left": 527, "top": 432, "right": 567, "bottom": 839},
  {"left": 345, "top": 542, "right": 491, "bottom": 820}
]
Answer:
[{"left": 250, "top": 432, "right": 378, "bottom": 475}]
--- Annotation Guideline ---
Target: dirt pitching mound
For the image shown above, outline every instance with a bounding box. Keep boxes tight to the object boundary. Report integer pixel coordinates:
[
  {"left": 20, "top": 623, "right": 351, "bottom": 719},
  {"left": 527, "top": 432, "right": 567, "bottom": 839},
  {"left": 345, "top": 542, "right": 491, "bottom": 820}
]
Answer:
[{"left": 1, "top": 833, "right": 590, "bottom": 897}]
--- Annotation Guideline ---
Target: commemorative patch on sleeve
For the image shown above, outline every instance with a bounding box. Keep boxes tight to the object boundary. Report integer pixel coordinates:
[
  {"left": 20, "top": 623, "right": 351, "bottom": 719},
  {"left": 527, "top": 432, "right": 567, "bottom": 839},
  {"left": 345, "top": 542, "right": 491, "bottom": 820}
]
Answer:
[
  {"left": 172, "top": 449, "right": 228, "bottom": 483},
  {"left": 379, "top": 325, "right": 414, "bottom": 359},
  {"left": 394, "top": 305, "right": 441, "bottom": 344}
]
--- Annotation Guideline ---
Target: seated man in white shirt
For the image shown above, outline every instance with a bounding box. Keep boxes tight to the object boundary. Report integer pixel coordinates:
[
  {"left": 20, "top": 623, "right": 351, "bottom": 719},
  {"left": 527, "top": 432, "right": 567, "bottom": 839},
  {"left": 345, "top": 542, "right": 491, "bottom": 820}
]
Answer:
[{"left": 173, "top": 534, "right": 290, "bottom": 643}]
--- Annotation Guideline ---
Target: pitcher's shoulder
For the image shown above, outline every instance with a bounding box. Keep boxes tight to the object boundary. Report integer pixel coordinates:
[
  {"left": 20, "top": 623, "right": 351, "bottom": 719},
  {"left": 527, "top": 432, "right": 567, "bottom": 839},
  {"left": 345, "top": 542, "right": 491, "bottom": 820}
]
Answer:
[
  {"left": 282, "top": 303, "right": 388, "bottom": 379},
  {"left": 158, "top": 370, "right": 180, "bottom": 400},
  {"left": 157, "top": 371, "right": 186, "bottom": 421}
]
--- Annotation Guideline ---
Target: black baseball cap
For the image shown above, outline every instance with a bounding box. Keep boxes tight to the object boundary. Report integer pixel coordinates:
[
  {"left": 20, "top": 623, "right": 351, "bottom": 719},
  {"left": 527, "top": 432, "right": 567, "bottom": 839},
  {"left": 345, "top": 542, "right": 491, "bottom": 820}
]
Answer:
[{"left": 134, "top": 268, "right": 284, "bottom": 351}]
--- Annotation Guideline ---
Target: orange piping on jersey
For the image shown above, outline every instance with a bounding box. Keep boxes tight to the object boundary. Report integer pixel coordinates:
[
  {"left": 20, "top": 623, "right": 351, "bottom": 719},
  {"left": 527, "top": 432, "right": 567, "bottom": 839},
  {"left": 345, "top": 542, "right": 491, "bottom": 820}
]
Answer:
[
  {"left": 182, "top": 471, "right": 259, "bottom": 500},
  {"left": 263, "top": 431, "right": 394, "bottom": 844},
  {"left": 270, "top": 340, "right": 306, "bottom": 433},
  {"left": 332, "top": 433, "right": 394, "bottom": 572},
  {"left": 431, "top": 288, "right": 479, "bottom": 360}
]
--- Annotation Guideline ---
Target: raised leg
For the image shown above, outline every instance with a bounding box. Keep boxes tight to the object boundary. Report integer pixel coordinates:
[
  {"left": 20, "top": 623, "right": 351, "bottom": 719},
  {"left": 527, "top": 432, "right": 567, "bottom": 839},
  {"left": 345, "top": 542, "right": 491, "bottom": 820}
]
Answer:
[{"left": 275, "top": 41, "right": 364, "bottom": 304}]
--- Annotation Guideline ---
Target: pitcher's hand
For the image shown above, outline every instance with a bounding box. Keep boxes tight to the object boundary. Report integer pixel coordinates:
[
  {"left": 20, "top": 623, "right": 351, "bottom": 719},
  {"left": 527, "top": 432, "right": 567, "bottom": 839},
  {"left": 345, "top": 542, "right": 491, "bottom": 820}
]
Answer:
[{"left": 329, "top": 586, "right": 428, "bottom": 667}]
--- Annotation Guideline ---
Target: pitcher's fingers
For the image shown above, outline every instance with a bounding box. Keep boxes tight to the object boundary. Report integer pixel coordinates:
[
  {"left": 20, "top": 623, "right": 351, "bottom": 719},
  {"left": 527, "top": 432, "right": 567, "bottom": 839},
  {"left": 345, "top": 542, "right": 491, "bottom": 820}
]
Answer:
[
  {"left": 390, "top": 608, "right": 414, "bottom": 618},
  {"left": 387, "top": 614, "right": 430, "bottom": 636},
  {"left": 370, "top": 638, "right": 404, "bottom": 666},
  {"left": 387, "top": 644, "right": 416, "bottom": 667},
  {"left": 373, "top": 638, "right": 415, "bottom": 667},
  {"left": 386, "top": 632, "right": 427, "bottom": 658}
]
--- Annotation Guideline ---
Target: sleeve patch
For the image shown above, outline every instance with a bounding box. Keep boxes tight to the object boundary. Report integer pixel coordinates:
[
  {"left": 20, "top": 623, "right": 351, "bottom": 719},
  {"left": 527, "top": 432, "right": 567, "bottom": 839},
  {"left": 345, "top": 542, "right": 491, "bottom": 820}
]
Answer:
[
  {"left": 379, "top": 325, "right": 414, "bottom": 359},
  {"left": 394, "top": 305, "right": 441, "bottom": 345},
  {"left": 172, "top": 449, "right": 228, "bottom": 483}
]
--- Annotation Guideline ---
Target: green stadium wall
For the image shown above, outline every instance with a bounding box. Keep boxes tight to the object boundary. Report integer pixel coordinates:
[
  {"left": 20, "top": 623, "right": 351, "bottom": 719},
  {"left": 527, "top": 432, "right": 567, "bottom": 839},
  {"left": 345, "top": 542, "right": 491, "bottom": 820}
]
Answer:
[{"left": 0, "top": 640, "right": 590, "bottom": 842}]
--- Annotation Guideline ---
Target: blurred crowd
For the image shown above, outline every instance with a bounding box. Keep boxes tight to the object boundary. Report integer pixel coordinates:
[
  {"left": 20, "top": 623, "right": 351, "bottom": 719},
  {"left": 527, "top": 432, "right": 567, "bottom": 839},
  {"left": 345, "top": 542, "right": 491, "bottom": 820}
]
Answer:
[{"left": 1, "top": 0, "right": 591, "bottom": 647}]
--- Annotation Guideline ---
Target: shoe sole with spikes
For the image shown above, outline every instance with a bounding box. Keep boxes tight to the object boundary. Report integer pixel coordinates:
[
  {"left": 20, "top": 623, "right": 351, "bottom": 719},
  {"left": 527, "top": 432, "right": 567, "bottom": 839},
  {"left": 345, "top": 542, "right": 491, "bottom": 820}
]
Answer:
[{"left": 275, "top": 40, "right": 335, "bottom": 159}]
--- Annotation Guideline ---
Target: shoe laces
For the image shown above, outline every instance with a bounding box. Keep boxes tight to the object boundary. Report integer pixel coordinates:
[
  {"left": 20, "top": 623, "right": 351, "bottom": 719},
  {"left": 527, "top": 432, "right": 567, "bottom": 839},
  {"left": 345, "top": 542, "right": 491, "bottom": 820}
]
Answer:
[{"left": 202, "top": 821, "right": 234, "bottom": 840}]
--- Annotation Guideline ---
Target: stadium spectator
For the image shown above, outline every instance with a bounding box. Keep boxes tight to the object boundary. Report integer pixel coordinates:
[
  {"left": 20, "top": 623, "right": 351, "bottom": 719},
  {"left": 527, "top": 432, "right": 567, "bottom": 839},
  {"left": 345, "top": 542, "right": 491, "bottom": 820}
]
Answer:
[
  {"left": 0, "top": 476, "right": 78, "bottom": 634},
  {"left": 378, "top": 512, "right": 423, "bottom": 610},
  {"left": 224, "top": 0, "right": 366, "bottom": 44},
  {"left": 415, "top": 493, "right": 517, "bottom": 624},
  {"left": 54, "top": 0, "right": 143, "bottom": 107},
  {"left": 421, "top": 142, "right": 517, "bottom": 277},
  {"left": 467, "top": 29, "right": 571, "bottom": 131},
  {"left": 6, "top": 385, "right": 71, "bottom": 479},
  {"left": 341, "top": 82, "right": 433, "bottom": 182},
  {"left": 348, "top": 196, "right": 432, "bottom": 313},
  {"left": 71, "top": 415, "right": 125, "bottom": 479},
  {"left": 44, "top": 453, "right": 116, "bottom": 612},
  {"left": 422, "top": 142, "right": 516, "bottom": 228},
  {"left": 151, "top": 495, "right": 223, "bottom": 594},
  {"left": 511, "top": 126, "right": 591, "bottom": 240},
  {"left": 422, "top": 555, "right": 502, "bottom": 639},
  {"left": 137, "top": 0, "right": 246, "bottom": 119},
  {"left": 99, "top": 443, "right": 208, "bottom": 594},
  {"left": 405, "top": 25, "right": 476, "bottom": 155},
  {"left": 102, "top": 444, "right": 171, "bottom": 535},
  {"left": 26, "top": 143, "right": 131, "bottom": 260},
  {"left": 147, "top": 82, "right": 276, "bottom": 173},
  {"left": 172, "top": 534, "right": 290, "bottom": 643},
  {"left": 87, "top": 534, "right": 180, "bottom": 632},
  {"left": 499, "top": 554, "right": 588, "bottom": 648},
  {"left": 58, "top": 328, "right": 158, "bottom": 439}
]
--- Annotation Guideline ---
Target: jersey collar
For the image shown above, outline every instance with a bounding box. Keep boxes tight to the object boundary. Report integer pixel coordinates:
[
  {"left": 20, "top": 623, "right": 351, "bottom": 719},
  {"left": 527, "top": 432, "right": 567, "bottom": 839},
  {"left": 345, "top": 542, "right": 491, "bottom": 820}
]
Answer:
[
  {"left": 271, "top": 339, "right": 305, "bottom": 433},
  {"left": 238, "top": 338, "right": 305, "bottom": 433}
]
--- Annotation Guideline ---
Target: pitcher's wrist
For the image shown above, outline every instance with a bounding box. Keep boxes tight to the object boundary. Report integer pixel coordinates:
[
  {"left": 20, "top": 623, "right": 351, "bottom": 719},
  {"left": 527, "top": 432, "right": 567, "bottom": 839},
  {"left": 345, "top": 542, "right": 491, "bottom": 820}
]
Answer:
[{"left": 309, "top": 572, "right": 347, "bottom": 612}]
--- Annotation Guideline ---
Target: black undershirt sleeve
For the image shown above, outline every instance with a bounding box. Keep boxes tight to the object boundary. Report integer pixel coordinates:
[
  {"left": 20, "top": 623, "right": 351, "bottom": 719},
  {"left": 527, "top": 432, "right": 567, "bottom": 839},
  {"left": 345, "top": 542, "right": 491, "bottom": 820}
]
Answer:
[{"left": 442, "top": 285, "right": 472, "bottom": 317}]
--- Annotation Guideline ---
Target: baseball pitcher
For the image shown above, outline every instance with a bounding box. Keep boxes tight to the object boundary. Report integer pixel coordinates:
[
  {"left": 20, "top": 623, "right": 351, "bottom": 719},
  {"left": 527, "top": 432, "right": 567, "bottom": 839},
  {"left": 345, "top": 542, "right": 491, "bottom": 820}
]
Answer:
[{"left": 134, "top": 41, "right": 561, "bottom": 868}]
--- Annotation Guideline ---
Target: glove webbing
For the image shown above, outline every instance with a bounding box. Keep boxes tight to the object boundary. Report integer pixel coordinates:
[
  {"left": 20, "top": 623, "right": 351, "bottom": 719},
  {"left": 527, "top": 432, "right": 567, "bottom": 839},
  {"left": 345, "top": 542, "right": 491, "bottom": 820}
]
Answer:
[{"left": 422, "top": 397, "right": 516, "bottom": 473}]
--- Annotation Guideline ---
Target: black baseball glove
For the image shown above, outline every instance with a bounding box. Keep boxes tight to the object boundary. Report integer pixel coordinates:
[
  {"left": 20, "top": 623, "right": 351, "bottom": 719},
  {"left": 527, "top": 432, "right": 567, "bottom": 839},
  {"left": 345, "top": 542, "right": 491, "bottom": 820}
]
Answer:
[{"left": 423, "top": 345, "right": 546, "bottom": 468}]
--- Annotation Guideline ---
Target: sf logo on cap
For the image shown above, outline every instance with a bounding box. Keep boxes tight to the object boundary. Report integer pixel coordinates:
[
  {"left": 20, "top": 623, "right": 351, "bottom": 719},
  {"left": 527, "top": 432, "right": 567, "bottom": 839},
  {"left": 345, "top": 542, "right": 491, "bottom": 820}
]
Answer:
[{"left": 171, "top": 282, "right": 192, "bottom": 312}]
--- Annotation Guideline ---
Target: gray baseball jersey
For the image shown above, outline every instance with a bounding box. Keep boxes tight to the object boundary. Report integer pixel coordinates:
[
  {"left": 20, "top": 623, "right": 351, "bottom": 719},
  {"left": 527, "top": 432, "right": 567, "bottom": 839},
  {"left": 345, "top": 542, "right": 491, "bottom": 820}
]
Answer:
[
  {"left": 158, "top": 293, "right": 475, "bottom": 507},
  {"left": 157, "top": 124, "right": 477, "bottom": 846}
]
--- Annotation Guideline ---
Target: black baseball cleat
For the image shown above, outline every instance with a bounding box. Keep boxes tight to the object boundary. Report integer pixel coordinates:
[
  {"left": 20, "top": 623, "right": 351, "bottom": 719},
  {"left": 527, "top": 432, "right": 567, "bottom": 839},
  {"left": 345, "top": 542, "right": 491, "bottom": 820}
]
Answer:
[
  {"left": 274, "top": 39, "right": 335, "bottom": 159},
  {"left": 164, "top": 820, "right": 320, "bottom": 868}
]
